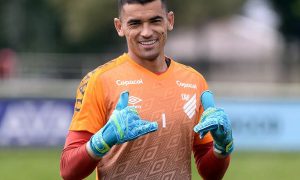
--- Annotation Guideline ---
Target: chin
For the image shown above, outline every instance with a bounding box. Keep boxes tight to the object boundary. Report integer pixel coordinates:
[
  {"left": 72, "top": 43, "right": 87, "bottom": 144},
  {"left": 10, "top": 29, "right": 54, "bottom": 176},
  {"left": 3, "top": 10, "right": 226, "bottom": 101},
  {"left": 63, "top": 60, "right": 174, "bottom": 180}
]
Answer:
[
  {"left": 138, "top": 51, "right": 160, "bottom": 61},
  {"left": 141, "top": 55, "right": 159, "bottom": 61}
]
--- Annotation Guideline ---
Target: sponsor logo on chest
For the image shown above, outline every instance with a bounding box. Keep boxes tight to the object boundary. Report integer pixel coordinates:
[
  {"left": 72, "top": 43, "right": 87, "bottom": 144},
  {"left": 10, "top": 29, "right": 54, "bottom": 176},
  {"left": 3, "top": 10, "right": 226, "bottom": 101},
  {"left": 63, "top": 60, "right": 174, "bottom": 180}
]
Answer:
[
  {"left": 176, "top": 80, "right": 197, "bottom": 89},
  {"left": 116, "top": 79, "right": 143, "bottom": 86}
]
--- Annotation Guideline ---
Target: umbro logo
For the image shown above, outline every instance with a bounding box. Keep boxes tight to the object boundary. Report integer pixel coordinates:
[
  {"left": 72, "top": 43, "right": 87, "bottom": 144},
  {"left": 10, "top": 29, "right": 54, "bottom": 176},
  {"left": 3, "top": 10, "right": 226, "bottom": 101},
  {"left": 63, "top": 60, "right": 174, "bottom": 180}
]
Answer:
[
  {"left": 129, "top": 96, "right": 142, "bottom": 105},
  {"left": 128, "top": 96, "right": 142, "bottom": 109}
]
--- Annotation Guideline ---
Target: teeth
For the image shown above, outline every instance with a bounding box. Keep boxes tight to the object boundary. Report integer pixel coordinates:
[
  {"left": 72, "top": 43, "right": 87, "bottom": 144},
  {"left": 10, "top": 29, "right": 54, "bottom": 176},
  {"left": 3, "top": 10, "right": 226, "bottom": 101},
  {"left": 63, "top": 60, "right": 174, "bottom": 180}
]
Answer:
[{"left": 140, "top": 40, "right": 156, "bottom": 45}]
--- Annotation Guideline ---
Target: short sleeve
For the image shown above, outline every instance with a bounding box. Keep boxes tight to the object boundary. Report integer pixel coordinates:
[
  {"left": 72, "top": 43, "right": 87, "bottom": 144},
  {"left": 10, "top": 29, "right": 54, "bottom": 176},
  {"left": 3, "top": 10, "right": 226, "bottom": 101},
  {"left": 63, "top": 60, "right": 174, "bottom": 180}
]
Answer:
[{"left": 69, "top": 71, "right": 106, "bottom": 134}]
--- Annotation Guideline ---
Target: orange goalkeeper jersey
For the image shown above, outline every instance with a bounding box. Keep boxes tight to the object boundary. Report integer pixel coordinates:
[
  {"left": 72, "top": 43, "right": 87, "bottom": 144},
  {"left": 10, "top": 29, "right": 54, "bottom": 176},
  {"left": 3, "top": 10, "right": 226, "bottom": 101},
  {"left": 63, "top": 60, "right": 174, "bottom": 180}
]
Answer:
[{"left": 69, "top": 53, "right": 213, "bottom": 180}]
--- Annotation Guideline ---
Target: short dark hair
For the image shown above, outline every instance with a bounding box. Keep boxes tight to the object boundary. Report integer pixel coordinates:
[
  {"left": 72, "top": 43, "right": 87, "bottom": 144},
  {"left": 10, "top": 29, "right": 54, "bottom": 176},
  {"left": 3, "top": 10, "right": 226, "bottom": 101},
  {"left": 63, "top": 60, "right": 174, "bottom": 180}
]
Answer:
[{"left": 118, "top": 0, "right": 168, "bottom": 15}]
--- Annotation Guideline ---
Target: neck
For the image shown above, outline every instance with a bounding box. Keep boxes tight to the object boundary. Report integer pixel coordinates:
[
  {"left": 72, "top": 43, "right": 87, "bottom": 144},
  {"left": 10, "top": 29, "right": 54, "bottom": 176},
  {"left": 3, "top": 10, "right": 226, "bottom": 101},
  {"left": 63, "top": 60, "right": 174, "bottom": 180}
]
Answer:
[{"left": 128, "top": 53, "right": 168, "bottom": 73}]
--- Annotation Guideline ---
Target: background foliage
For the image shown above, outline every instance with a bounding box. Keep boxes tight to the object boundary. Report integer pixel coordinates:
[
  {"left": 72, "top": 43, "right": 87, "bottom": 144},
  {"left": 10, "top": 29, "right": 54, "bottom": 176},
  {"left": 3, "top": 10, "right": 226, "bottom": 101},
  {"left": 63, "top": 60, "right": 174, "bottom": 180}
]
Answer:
[
  {"left": 2, "top": 0, "right": 300, "bottom": 54},
  {"left": 0, "top": 0, "right": 247, "bottom": 53}
]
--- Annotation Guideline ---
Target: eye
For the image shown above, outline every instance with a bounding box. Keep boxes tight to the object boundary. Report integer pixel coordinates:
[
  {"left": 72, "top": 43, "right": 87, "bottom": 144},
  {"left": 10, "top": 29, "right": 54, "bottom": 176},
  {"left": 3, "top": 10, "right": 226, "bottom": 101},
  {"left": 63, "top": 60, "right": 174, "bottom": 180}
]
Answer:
[
  {"left": 149, "top": 16, "right": 163, "bottom": 24},
  {"left": 151, "top": 19, "right": 162, "bottom": 24},
  {"left": 128, "top": 21, "right": 141, "bottom": 27}
]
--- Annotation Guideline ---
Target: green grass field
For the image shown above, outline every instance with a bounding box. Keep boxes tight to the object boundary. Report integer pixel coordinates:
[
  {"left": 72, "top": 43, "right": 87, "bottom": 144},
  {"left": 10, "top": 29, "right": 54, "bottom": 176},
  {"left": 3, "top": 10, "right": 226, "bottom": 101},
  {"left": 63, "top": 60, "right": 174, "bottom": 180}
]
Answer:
[{"left": 0, "top": 148, "right": 300, "bottom": 180}]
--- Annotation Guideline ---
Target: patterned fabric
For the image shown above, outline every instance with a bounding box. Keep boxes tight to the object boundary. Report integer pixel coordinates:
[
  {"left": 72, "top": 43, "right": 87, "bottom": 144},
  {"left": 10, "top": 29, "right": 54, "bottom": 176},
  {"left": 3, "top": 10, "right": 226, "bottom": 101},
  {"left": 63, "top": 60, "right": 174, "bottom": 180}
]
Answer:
[{"left": 69, "top": 53, "right": 213, "bottom": 179}]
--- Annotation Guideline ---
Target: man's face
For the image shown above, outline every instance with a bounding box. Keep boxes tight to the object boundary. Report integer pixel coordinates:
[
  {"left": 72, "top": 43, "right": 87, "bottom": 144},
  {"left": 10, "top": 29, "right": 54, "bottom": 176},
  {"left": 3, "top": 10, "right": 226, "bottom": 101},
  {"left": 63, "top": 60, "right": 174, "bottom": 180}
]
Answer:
[{"left": 114, "top": 0, "right": 174, "bottom": 61}]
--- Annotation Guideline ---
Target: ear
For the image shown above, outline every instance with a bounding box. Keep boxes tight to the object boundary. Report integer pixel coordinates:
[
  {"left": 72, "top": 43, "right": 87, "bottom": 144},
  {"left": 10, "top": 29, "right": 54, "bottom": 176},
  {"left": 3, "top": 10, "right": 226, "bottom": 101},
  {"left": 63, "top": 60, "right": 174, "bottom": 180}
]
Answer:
[
  {"left": 167, "top": 11, "right": 174, "bottom": 31},
  {"left": 114, "top": 18, "right": 124, "bottom": 37}
]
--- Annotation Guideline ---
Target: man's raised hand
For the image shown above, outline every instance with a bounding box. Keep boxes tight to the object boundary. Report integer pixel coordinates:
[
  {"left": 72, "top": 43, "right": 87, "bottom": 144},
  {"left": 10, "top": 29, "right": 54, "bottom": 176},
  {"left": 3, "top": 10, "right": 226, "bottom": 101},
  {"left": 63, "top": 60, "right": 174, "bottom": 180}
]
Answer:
[
  {"left": 194, "top": 90, "right": 234, "bottom": 156},
  {"left": 89, "top": 91, "right": 158, "bottom": 157}
]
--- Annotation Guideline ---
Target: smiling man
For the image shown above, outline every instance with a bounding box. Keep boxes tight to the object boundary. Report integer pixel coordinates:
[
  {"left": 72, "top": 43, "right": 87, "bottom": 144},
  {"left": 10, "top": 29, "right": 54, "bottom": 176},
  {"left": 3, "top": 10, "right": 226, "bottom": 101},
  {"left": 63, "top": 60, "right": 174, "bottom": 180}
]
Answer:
[
  {"left": 114, "top": 0, "right": 173, "bottom": 70},
  {"left": 60, "top": 0, "right": 233, "bottom": 179}
]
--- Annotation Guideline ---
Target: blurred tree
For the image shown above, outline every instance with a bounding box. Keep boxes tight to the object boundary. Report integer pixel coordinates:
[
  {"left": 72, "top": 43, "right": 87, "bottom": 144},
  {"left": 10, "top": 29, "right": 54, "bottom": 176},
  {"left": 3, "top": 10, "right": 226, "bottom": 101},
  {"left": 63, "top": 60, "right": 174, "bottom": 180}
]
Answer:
[
  {"left": 0, "top": 0, "right": 63, "bottom": 52},
  {"left": 0, "top": 0, "right": 245, "bottom": 53},
  {"left": 270, "top": 0, "right": 300, "bottom": 64},
  {"left": 270, "top": 0, "right": 300, "bottom": 41},
  {"left": 49, "top": 0, "right": 245, "bottom": 52},
  {"left": 48, "top": 0, "right": 123, "bottom": 53},
  {"left": 268, "top": 0, "right": 300, "bottom": 83},
  {"left": 169, "top": 0, "right": 246, "bottom": 27}
]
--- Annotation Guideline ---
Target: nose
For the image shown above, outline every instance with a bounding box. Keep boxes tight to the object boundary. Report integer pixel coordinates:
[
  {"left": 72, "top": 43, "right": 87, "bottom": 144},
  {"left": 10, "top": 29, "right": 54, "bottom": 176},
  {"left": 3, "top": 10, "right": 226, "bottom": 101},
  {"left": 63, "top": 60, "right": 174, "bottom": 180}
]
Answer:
[{"left": 140, "top": 23, "right": 153, "bottom": 38}]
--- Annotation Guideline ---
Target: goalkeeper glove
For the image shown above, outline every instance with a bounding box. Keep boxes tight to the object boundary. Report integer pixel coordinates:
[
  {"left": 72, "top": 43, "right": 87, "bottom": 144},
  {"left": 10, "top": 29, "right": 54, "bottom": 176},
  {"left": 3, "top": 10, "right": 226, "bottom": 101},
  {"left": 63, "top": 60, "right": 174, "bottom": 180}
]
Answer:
[
  {"left": 88, "top": 91, "right": 158, "bottom": 157},
  {"left": 194, "top": 90, "right": 234, "bottom": 156}
]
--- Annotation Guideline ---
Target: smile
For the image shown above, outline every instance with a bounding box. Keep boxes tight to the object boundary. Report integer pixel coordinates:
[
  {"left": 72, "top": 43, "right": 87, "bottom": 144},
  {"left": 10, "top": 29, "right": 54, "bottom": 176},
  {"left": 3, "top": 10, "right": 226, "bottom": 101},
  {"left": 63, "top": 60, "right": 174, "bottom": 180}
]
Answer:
[{"left": 139, "top": 40, "right": 157, "bottom": 45}]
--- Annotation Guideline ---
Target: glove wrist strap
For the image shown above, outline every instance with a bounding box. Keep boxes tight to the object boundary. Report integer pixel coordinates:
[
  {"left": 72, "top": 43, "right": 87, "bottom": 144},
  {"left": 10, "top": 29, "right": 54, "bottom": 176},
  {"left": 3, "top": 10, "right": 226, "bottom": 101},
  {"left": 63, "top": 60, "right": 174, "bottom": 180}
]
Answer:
[
  {"left": 90, "top": 133, "right": 111, "bottom": 157},
  {"left": 214, "top": 141, "right": 234, "bottom": 156}
]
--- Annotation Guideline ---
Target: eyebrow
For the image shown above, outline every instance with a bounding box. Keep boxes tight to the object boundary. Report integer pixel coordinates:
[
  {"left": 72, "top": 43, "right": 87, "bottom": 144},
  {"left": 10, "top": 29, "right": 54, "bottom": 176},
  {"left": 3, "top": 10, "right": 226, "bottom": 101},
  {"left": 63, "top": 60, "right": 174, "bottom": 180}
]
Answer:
[
  {"left": 127, "top": 19, "right": 141, "bottom": 25},
  {"left": 126, "top": 15, "right": 164, "bottom": 25}
]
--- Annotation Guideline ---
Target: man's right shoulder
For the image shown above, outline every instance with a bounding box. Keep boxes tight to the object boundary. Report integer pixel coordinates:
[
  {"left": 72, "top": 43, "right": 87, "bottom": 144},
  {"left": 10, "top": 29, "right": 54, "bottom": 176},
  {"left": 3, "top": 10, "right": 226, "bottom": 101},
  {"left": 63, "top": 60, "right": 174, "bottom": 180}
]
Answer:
[{"left": 81, "top": 54, "right": 127, "bottom": 82}]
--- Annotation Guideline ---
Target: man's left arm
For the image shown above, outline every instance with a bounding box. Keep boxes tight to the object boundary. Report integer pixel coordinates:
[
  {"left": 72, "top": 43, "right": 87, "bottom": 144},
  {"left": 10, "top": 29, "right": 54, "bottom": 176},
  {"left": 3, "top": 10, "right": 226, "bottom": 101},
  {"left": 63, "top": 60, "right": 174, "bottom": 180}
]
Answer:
[
  {"left": 193, "top": 90, "right": 234, "bottom": 179},
  {"left": 193, "top": 141, "right": 230, "bottom": 180}
]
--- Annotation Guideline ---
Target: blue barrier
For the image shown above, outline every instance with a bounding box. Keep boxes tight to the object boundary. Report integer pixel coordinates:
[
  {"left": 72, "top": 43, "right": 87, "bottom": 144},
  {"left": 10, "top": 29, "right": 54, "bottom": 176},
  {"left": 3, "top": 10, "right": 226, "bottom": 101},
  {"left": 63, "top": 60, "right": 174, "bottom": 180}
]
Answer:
[
  {"left": 219, "top": 99, "right": 300, "bottom": 151},
  {"left": 0, "top": 98, "right": 300, "bottom": 151},
  {"left": 0, "top": 99, "right": 74, "bottom": 146}
]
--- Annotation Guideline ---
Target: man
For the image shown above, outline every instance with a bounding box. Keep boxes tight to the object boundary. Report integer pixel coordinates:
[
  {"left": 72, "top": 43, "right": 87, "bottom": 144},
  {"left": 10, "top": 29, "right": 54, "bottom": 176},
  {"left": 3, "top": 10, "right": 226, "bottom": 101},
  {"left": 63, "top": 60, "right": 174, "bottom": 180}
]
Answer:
[{"left": 60, "top": 0, "right": 234, "bottom": 179}]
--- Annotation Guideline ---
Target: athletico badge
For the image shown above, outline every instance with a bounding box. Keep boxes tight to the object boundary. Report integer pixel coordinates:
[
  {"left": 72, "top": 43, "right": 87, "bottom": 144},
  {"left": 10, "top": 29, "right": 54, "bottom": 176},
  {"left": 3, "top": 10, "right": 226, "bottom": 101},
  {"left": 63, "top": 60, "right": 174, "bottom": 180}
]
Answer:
[{"left": 183, "top": 93, "right": 197, "bottom": 119}]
